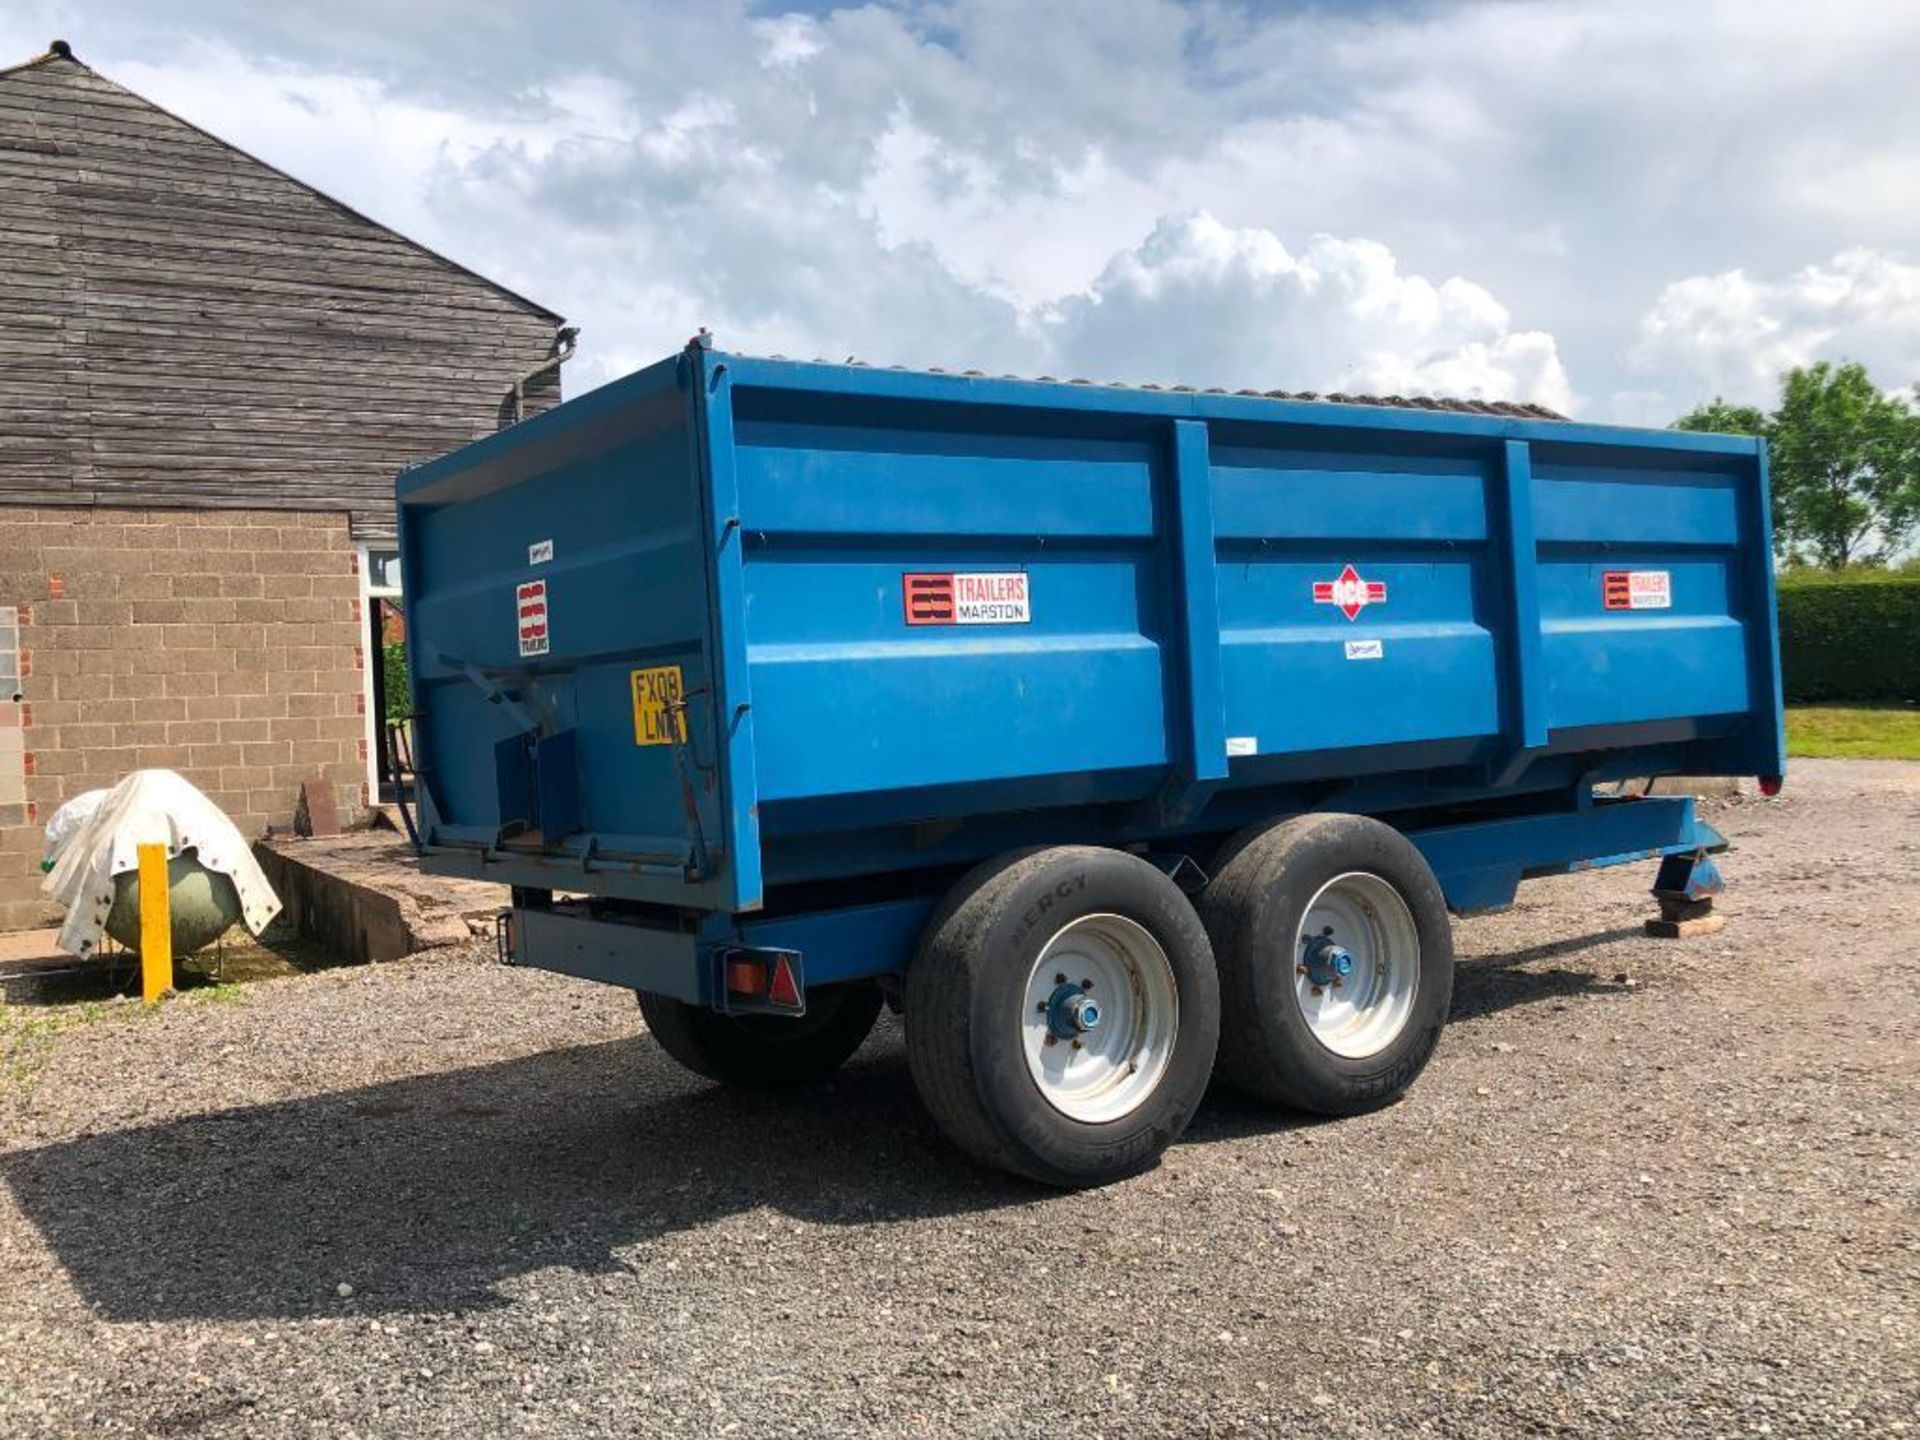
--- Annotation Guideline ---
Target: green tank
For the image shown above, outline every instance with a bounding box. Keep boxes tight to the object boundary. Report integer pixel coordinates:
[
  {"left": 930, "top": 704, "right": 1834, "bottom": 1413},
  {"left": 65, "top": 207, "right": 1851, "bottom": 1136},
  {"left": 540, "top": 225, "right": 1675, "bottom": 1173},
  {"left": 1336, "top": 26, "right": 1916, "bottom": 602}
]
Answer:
[{"left": 105, "top": 850, "right": 244, "bottom": 954}]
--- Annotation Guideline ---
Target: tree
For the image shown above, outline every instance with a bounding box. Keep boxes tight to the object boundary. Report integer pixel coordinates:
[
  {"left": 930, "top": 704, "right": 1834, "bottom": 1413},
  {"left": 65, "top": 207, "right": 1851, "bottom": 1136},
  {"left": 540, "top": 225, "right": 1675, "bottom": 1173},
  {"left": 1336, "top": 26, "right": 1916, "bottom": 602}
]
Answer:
[
  {"left": 1675, "top": 363, "right": 1920, "bottom": 569},
  {"left": 1769, "top": 364, "right": 1919, "bottom": 568},
  {"left": 1674, "top": 397, "right": 1767, "bottom": 439}
]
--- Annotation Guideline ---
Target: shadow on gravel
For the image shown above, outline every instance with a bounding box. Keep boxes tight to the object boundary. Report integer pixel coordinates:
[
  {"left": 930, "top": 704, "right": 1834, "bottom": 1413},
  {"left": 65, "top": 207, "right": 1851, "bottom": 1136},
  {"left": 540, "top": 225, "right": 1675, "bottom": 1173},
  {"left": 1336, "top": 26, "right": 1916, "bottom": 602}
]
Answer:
[
  {"left": 1, "top": 1021, "right": 1054, "bottom": 1322},
  {"left": 1448, "top": 925, "right": 1644, "bottom": 1025}
]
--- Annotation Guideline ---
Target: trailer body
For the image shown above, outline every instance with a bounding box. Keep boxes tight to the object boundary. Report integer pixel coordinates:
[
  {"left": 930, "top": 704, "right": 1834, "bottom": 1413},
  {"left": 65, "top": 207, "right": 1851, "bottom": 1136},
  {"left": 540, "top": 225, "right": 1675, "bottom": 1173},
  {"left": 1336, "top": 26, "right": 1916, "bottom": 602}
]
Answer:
[{"left": 396, "top": 343, "right": 1782, "bottom": 1006}]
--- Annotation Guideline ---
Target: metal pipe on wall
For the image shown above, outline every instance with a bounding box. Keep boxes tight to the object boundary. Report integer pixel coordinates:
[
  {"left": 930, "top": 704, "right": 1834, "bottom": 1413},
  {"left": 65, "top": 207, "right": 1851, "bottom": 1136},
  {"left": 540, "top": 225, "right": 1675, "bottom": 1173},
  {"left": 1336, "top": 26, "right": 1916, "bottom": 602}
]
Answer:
[{"left": 509, "top": 326, "right": 580, "bottom": 426}]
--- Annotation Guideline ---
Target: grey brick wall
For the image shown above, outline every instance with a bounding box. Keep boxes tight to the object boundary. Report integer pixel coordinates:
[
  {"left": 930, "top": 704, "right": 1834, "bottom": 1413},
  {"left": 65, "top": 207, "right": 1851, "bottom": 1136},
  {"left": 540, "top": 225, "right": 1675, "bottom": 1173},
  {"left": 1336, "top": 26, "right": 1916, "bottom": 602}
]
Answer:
[
  {"left": 0, "top": 605, "right": 21, "bottom": 830},
  {"left": 0, "top": 506, "right": 366, "bottom": 931}
]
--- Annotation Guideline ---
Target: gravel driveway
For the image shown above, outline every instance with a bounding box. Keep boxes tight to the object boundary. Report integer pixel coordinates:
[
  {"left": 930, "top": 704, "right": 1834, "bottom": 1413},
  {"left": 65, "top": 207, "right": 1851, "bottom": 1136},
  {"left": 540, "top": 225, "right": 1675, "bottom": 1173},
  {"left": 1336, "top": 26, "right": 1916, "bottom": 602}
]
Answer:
[{"left": 2, "top": 759, "right": 1915, "bottom": 1438}]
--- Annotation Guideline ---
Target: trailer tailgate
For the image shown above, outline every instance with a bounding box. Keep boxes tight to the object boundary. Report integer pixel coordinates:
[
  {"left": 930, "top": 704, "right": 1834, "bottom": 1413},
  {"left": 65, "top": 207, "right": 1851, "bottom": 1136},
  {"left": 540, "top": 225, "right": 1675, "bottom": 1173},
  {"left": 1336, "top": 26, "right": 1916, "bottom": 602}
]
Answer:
[{"left": 396, "top": 356, "right": 732, "bottom": 907}]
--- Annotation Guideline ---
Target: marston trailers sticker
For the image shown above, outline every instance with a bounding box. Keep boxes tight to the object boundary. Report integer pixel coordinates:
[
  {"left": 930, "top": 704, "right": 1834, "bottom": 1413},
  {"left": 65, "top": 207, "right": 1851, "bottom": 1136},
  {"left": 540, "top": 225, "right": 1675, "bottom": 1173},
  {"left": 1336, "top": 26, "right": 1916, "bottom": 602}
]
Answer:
[
  {"left": 516, "top": 579, "right": 549, "bottom": 656},
  {"left": 1603, "top": 570, "right": 1672, "bottom": 611},
  {"left": 1313, "top": 564, "right": 1387, "bottom": 621},
  {"left": 903, "top": 571, "right": 1031, "bottom": 626}
]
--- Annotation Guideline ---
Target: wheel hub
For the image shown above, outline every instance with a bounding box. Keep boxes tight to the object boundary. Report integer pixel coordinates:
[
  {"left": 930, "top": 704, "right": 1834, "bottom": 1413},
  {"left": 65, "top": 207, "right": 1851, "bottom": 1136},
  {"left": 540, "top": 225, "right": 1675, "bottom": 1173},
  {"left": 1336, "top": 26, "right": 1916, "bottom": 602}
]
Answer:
[
  {"left": 1046, "top": 984, "right": 1102, "bottom": 1039},
  {"left": 1291, "top": 872, "right": 1421, "bottom": 1060},
  {"left": 1022, "top": 914, "right": 1180, "bottom": 1124},
  {"left": 1300, "top": 935, "right": 1353, "bottom": 988}
]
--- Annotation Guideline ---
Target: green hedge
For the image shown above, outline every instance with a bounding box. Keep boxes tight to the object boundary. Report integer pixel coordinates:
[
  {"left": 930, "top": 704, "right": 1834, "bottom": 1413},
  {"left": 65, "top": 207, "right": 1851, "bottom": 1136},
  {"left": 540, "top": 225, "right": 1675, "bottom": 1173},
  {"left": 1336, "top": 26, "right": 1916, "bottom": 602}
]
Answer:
[
  {"left": 1777, "top": 577, "right": 1920, "bottom": 704},
  {"left": 382, "top": 642, "right": 412, "bottom": 723}
]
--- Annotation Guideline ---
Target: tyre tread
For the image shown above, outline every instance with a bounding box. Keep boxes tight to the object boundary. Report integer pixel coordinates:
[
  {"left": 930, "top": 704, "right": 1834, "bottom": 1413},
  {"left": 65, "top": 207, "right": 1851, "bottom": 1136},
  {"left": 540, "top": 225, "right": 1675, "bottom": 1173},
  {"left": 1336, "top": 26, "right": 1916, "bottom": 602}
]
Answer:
[
  {"left": 905, "top": 846, "right": 1219, "bottom": 1186},
  {"left": 906, "top": 848, "right": 1068, "bottom": 1175},
  {"left": 1201, "top": 814, "right": 1452, "bottom": 1113}
]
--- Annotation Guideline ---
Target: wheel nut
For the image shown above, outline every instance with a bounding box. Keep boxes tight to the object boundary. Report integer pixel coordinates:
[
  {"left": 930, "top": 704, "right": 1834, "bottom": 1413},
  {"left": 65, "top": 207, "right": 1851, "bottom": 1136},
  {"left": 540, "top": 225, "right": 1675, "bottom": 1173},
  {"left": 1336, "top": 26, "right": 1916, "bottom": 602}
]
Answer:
[
  {"left": 1080, "top": 978, "right": 1093, "bottom": 991},
  {"left": 1045, "top": 1034, "right": 1057, "bottom": 1046},
  {"left": 1054, "top": 973, "right": 1067, "bottom": 985},
  {"left": 1071, "top": 1039, "right": 1083, "bottom": 1050},
  {"left": 1310, "top": 985, "right": 1324, "bottom": 998}
]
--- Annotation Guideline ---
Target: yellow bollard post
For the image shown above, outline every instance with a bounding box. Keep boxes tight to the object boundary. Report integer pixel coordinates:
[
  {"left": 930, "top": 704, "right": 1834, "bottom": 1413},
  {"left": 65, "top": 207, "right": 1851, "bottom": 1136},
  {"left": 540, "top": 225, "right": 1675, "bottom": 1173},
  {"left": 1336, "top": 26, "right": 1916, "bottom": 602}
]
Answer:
[{"left": 137, "top": 842, "right": 173, "bottom": 1003}]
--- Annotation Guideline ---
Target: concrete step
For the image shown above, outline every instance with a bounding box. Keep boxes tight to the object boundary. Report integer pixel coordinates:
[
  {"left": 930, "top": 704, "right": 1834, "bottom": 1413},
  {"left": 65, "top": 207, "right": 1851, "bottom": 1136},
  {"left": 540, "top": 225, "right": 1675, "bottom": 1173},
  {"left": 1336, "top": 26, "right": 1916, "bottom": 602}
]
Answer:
[{"left": 252, "top": 833, "right": 505, "bottom": 965}]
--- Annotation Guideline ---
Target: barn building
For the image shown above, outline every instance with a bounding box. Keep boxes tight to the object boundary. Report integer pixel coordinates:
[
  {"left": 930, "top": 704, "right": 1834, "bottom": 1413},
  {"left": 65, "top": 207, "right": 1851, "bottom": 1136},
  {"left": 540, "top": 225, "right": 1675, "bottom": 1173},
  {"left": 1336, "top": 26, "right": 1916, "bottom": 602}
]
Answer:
[{"left": 0, "top": 41, "right": 570, "bottom": 930}]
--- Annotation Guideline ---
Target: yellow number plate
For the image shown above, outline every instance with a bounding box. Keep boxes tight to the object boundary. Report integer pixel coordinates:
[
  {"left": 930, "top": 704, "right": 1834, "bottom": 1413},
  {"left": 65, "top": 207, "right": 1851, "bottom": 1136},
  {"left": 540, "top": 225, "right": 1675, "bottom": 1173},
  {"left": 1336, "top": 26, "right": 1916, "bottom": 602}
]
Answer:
[{"left": 630, "top": 665, "right": 687, "bottom": 746}]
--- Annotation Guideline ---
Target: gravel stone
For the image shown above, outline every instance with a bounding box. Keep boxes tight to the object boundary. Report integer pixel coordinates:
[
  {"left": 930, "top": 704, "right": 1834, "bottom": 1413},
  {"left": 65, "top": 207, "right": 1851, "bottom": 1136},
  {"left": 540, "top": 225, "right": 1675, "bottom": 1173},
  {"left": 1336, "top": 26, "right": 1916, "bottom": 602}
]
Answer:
[{"left": 1, "top": 758, "right": 1916, "bottom": 1437}]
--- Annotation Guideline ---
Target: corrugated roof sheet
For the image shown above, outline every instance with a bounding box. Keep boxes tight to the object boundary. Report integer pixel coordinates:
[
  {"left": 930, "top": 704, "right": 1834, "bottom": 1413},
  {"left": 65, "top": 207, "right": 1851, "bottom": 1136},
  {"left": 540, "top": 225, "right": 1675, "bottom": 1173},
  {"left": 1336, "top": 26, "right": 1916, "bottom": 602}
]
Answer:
[{"left": 762, "top": 354, "right": 1568, "bottom": 422}]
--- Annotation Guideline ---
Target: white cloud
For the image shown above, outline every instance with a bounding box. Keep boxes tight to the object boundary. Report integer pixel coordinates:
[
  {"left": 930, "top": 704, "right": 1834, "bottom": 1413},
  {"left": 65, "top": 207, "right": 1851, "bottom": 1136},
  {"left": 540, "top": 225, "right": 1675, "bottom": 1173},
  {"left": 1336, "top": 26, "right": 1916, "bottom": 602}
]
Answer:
[
  {"left": 1041, "top": 214, "right": 1574, "bottom": 410},
  {"left": 754, "top": 15, "right": 825, "bottom": 71},
  {"left": 1633, "top": 249, "right": 1920, "bottom": 405}
]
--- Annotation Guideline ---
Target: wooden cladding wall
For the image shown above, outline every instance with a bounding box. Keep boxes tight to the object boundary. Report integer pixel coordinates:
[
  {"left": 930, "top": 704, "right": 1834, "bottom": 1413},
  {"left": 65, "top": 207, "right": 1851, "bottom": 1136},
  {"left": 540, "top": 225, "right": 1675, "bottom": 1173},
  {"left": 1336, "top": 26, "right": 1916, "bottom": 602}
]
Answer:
[{"left": 0, "top": 56, "right": 564, "bottom": 542}]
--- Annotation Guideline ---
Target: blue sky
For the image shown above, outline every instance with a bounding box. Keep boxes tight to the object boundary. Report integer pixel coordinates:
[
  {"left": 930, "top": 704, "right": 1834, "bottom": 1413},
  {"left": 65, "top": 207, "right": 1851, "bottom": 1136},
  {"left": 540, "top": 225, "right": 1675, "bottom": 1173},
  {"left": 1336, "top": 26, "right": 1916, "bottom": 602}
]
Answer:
[{"left": 7, "top": 0, "right": 1917, "bottom": 421}]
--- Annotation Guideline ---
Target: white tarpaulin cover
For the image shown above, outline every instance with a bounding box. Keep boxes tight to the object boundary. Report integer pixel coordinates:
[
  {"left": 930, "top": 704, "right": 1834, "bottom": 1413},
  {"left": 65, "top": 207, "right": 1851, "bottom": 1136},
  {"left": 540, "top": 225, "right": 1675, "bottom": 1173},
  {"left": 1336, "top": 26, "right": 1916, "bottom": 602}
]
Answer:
[
  {"left": 40, "top": 788, "right": 109, "bottom": 867},
  {"left": 41, "top": 769, "right": 281, "bottom": 957}
]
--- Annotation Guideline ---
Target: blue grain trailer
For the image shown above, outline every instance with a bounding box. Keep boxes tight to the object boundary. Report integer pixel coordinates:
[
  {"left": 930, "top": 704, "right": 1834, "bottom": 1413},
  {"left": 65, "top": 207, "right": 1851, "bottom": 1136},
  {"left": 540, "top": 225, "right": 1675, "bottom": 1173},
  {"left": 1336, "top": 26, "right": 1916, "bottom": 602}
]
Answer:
[{"left": 396, "top": 336, "right": 1784, "bottom": 1186}]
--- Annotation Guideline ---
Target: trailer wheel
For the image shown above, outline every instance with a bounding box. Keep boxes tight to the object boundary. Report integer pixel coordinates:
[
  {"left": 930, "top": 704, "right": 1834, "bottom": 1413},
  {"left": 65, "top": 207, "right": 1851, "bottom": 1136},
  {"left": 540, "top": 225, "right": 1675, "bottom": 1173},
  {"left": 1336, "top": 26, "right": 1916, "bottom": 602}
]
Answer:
[
  {"left": 905, "top": 846, "right": 1219, "bottom": 1188},
  {"left": 636, "top": 984, "right": 883, "bottom": 1088},
  {"left": 1200, "top": 814, "right": 1452, "bottom": 1114}
]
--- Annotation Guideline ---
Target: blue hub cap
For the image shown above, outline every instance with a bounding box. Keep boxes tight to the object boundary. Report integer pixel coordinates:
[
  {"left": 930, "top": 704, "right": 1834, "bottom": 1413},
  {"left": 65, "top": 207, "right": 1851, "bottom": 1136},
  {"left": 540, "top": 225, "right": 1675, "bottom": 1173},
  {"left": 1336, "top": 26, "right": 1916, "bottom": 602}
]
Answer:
[
  {"left": 1301, "top": 935, "right": 1354, "bottom": 988},
  {"left": 1046, "top": 984, "right": 1102, "bottom": 1039}
]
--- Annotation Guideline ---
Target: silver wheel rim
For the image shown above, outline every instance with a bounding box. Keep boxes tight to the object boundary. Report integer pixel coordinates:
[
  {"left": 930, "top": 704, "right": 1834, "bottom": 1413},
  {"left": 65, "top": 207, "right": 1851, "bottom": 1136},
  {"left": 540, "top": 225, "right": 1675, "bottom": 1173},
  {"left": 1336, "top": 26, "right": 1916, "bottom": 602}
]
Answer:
[
  {"left": 1022, "top": 914, "right": 1179, "bottom": 1124},
  {"left": 1292, "top": 871, "right": 1419, "bottom": 1059}
]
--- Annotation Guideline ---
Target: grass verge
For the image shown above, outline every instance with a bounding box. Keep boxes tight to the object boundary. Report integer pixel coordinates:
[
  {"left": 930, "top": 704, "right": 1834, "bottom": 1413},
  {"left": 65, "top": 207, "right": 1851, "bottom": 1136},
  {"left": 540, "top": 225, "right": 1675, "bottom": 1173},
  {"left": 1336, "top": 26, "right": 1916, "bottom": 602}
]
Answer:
[{"left": 1786, "top": 705, "right": 1920, "bottom": 761}]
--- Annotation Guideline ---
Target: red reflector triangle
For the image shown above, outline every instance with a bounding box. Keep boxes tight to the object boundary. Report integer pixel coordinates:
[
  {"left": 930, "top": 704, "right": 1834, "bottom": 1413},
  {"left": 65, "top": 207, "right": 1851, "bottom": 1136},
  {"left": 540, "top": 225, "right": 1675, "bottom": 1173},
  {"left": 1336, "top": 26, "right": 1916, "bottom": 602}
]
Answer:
[{"left": 769, "top": 955, "right": 802, "bottom": 1009}]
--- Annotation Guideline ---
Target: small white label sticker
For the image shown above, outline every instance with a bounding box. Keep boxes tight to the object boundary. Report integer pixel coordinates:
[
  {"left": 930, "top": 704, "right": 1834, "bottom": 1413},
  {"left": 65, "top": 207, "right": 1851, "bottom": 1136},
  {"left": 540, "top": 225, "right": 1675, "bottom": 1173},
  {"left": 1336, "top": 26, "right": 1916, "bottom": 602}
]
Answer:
[
  {"left": 528, "top": 539, "right": 554, "bottom": 565},
  {"left": 517, "top": 580, "right": 549, "bottom": 657},
  {"left": 1345, "top": 639, "right": 1384, "bottom": 661},
  {"left": 1225, "top": 736, "right": 1258, "bottom": 757}
]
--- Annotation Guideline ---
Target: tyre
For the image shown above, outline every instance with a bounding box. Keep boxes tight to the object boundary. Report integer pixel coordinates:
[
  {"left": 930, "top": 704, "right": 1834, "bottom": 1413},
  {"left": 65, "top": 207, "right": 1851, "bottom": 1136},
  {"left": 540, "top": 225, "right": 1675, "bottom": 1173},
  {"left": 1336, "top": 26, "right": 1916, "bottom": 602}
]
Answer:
[
  {"left": 905, "top": 846, "right": 1219, "bottom": 1188},
  {"left": 637, "top": 983, "right": 883, "bottom": 1087},
  {"left": 1199, "top": 813, "right": 1452, "bottom": 1114}
]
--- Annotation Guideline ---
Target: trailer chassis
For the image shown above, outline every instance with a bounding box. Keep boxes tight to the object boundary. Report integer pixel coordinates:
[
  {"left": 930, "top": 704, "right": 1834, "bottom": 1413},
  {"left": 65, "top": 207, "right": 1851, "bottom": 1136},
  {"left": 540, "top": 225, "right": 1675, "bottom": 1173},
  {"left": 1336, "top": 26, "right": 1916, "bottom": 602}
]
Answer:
[{"left": 497, "top": 790, "right": 1724, "bottom": 1013}]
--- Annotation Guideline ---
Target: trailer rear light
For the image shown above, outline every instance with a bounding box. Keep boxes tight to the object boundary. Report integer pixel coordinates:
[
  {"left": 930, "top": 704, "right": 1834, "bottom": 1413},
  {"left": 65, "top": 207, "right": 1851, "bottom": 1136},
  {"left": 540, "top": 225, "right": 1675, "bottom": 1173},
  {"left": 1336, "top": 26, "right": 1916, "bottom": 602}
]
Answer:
[
  {"left": 720, "top": 946, "right": 806, "bottom": 1016},
  {"left": 1758, "top": 775, "right": 1784, "bottom": 797}
]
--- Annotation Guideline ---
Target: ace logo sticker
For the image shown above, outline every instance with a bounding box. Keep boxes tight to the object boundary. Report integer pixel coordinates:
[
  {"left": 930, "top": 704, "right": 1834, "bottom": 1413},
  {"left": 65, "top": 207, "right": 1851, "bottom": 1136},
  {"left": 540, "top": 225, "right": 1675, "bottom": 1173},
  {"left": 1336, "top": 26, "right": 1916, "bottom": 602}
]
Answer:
[
  {"left": 516, "top": 580, "right": 549, "bottom": 657},
  {"left": 1312, "top": 563, "right": 1387, "bottom": 621}
]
